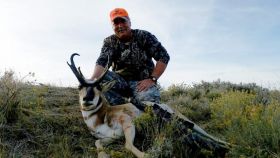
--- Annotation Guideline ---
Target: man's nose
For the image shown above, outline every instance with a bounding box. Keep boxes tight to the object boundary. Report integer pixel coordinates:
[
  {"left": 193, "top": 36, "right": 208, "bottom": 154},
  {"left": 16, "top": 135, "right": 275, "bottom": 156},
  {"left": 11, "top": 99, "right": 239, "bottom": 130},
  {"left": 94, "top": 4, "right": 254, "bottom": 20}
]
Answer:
[{"left": 115, "top": 24, "right": 123, "bottom": 28}]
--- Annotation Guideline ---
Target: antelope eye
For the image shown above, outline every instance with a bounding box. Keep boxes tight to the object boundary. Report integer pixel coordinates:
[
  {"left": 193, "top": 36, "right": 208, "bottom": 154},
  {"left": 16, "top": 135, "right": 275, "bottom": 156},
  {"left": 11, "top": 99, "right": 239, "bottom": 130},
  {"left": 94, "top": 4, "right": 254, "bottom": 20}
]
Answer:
[
  {"left": 78, "top": 84, "right": 83, "bottom": 90},
  {"left": 96, "top": 85, "right": 102, "bottom": 91}
]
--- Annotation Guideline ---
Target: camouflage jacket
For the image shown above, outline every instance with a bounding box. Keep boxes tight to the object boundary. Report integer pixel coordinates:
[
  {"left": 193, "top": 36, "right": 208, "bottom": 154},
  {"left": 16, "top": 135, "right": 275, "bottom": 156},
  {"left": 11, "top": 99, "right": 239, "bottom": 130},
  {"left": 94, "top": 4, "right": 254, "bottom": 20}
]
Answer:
[{"left": 96, "top": 29, "right": 170, "bottom": 81}]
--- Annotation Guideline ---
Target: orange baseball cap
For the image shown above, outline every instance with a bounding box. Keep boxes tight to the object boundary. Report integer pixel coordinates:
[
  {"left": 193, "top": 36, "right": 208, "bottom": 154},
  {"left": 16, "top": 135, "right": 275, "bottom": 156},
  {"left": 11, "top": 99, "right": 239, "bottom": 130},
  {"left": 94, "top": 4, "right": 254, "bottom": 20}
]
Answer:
[{"left": 110, "top": 8, "right": 129, "bottom": 21}]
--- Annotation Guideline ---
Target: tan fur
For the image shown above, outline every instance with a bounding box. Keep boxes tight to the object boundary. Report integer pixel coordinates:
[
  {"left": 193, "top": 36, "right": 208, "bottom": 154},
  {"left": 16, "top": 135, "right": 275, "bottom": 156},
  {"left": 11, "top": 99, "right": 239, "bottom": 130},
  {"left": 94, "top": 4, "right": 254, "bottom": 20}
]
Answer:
[{"left": 79, "top": 87, "right": 145, "bottom": 158}]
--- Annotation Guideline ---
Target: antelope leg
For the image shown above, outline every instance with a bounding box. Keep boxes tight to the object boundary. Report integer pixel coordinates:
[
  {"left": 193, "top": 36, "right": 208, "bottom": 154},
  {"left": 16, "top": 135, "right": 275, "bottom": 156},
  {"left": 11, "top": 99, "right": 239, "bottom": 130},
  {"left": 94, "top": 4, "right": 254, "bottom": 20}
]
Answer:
[{"left": 121, "top": 117, "right": 145, "bottom": 158}]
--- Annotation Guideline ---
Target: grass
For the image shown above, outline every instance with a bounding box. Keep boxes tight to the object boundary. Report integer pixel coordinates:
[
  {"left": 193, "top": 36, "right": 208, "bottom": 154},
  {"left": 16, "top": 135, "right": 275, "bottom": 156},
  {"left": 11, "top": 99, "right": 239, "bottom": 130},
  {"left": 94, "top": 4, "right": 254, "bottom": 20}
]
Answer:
[
  {"left": 1, "top": 71, "right": 280, "bottom": 157},
  {"left": 209, "top": 91, "right": 280, "bottom": 157}
]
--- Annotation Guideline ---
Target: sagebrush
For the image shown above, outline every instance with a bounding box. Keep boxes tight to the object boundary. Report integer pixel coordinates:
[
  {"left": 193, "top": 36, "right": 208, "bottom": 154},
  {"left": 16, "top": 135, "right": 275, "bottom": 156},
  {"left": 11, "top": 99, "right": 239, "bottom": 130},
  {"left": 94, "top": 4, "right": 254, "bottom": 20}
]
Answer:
[{"left": 1, "top": 71, "right": 279, "bottom": 157}]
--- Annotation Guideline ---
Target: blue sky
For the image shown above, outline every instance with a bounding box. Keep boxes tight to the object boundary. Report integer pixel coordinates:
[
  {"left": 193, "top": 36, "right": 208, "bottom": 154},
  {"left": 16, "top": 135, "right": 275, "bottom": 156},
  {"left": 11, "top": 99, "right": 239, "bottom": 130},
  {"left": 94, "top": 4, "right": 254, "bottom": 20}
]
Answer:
[{"left": 0, "top": 0, "right": 279, "bottom": 89}]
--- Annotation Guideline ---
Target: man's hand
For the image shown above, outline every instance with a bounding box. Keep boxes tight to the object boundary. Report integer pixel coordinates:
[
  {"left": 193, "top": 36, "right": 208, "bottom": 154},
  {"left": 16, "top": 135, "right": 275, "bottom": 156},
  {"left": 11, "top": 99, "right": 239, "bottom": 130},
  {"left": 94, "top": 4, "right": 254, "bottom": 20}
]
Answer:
[
  {"left": 137, "top": 79, "right": 155, "bottom": 92},
  {"left": 136, "top": 60, "right": 166, "bottom": 92}
]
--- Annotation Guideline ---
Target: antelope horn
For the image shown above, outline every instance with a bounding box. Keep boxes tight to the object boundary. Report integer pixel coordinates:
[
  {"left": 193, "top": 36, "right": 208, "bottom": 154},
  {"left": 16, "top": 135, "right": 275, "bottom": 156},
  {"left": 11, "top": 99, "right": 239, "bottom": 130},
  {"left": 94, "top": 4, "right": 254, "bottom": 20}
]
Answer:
[
  {"left": 94, "top": 55, "right": 110, "bottom": 83},
  {"left": 67, "top": 53, "right": 109, "bottom": 87}
]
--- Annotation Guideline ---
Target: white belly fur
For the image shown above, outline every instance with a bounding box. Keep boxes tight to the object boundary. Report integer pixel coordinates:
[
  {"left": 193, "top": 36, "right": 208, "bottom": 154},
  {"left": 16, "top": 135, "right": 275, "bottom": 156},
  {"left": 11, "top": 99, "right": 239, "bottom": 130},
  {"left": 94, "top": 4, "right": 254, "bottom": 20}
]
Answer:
[{"left": 82, "top": 111, "right": 124, "bottom": 139}]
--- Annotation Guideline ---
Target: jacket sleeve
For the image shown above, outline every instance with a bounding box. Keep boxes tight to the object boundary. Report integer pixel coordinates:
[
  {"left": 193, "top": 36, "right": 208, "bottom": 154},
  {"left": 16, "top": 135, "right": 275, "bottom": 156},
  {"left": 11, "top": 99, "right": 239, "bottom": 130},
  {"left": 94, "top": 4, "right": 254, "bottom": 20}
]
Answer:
[
  {"left": 96, "top": 37, "right": 114, "bottom": 67},
  {"left": 143, "top": 31, "right": 170, "bottom": 64}
]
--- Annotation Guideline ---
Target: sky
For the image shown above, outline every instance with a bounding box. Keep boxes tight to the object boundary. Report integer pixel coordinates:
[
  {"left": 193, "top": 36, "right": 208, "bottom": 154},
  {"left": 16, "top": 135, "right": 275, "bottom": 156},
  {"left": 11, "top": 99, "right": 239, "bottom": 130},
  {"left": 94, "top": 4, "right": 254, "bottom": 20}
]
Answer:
[{"left": 1, "top": 0, "right": 280, "bottom": 89}]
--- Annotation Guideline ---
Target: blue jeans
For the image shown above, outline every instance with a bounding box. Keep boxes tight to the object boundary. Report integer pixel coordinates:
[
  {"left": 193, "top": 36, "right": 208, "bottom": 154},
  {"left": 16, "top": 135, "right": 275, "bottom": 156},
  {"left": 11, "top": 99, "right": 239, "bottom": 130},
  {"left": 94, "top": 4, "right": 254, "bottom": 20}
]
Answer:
[{"left": 102, "top": 71, "right": 160, "bottom": 105}]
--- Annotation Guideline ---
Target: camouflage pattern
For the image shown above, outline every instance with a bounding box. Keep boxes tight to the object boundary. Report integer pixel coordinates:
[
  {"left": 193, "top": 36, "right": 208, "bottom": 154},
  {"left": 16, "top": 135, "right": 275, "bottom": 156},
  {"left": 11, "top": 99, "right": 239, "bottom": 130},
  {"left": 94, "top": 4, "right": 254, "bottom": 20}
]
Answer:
[
  {"left": 101, "top": 71, "right": 129, "bottom": 105},
  {"left": 96, "top": 29, "right": 170, "bottom": 81},
  {"left": 128, "top": 81, "right": 160, "bottom": 103},
  {"left": 101, "top": 71, "right": 160, "bottom": 105}
]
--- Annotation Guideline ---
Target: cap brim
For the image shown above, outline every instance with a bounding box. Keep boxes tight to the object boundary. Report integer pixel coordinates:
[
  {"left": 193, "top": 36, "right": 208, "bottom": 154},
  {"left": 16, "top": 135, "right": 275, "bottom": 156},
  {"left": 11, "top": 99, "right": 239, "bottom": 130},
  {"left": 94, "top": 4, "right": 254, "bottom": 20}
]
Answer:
[{"left": 112, "top": 16, "right": 129, "bottom": 22}]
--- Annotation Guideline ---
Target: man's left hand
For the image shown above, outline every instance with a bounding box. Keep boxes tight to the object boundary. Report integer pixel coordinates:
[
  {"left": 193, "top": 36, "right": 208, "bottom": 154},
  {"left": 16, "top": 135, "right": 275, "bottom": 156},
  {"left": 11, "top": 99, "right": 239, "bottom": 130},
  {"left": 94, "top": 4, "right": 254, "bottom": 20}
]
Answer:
[{"left": 137, "top": 79, "right": 155, "bottom": 92}]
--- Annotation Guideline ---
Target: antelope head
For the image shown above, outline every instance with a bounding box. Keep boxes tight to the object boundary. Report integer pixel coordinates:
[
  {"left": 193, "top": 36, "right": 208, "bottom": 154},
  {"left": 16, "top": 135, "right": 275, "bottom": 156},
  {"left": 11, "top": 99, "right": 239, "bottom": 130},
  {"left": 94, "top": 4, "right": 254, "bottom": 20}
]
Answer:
[{"left": 67, "top": 53, "right": 109, "bottom": 109}]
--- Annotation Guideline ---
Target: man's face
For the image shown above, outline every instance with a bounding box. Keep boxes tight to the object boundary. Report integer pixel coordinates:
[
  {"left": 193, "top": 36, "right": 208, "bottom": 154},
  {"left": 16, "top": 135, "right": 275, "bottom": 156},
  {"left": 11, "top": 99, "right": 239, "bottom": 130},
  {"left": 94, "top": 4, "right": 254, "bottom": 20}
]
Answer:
[{"left": 112, "top": 17, "right": 132, "bottom": 41}]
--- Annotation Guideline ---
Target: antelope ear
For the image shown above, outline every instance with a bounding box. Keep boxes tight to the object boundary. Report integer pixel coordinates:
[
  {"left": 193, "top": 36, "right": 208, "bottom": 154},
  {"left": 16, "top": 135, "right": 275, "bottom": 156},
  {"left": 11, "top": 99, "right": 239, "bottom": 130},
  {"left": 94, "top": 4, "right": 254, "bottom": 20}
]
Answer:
[{"left": 101, "top": 80, "right": 116, "bottom": 93}]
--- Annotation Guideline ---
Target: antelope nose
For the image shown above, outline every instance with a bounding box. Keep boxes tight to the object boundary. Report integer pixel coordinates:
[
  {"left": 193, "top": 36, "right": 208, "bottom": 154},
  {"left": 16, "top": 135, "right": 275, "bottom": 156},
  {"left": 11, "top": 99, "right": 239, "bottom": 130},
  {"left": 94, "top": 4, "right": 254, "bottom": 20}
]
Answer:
[{"left": 83, "top": 87, "right": 94, "bottom": 101}]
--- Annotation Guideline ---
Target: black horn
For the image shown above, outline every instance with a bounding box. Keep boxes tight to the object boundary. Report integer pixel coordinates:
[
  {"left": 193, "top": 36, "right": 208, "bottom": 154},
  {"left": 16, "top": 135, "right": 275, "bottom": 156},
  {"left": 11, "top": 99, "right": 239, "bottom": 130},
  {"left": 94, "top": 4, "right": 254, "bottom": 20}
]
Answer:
[{"left": 67, "top": 53, "right": 109, "bottom": 87}]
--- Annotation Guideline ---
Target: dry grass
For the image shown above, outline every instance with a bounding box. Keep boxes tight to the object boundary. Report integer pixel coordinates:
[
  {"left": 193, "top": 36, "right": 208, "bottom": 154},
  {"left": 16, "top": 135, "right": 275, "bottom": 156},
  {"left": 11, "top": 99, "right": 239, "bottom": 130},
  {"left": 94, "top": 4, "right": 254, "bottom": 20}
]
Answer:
[{"left": 1, "top": 71, "right": 279, "bottom": 157}]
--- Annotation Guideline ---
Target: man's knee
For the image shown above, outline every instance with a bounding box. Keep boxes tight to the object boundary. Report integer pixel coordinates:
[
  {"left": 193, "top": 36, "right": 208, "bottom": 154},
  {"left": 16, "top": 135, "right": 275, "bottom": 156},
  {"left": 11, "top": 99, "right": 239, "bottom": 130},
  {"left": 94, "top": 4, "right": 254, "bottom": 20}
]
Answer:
[
  {"left": 136, "top": 85, "right": 160, "bottom": 103},
  {"left": 101, "top": 71, "right": 130, "bottom": 105},
  {"left": 103, "top": 71, "right": 128, "bottom": 90}
]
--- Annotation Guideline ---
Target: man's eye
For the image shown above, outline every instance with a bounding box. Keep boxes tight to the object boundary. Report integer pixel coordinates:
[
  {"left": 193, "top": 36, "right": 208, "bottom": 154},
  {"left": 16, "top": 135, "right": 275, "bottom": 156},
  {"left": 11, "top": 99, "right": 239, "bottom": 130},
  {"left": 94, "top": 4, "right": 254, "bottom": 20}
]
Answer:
[{"left": 113, "top": 18, "right": 126, "bottom": 25}]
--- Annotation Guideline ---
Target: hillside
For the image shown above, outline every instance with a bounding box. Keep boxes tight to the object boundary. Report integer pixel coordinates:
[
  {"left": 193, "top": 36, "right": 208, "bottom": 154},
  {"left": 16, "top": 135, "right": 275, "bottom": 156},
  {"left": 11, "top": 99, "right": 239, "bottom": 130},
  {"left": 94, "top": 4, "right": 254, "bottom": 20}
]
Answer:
[{"left": 1, "top": 71, "right": 280, "bottom": 158}]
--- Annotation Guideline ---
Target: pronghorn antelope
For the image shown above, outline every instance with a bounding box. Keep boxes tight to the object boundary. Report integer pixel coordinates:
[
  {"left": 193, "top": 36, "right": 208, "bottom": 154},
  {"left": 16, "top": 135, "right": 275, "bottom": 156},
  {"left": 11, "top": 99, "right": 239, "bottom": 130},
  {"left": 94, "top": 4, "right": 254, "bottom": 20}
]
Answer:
[
  {"left": 67, "top": 53, "right": 230, "bottom": 158},
  {"left": 68, "top": 53, "right": 147, "bottom": 158}
]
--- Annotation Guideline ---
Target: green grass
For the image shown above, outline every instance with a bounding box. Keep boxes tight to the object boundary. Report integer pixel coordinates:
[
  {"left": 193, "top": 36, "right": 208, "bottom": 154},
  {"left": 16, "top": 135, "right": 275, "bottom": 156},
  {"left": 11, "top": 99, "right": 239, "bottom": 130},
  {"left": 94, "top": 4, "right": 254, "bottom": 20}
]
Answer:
[
  {"left": 1, "top": 71, "right": 280, "bottom": 157},
  {"left": 209, "top": 91, "right": 280, "bottom": 157}
]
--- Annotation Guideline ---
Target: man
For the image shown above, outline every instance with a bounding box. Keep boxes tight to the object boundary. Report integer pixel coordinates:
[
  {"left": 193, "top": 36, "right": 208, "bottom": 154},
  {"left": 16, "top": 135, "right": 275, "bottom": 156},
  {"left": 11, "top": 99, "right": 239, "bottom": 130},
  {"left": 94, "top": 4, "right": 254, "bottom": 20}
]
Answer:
[{"left": 90, "top": 8, "right": 170, "bottom": 105}]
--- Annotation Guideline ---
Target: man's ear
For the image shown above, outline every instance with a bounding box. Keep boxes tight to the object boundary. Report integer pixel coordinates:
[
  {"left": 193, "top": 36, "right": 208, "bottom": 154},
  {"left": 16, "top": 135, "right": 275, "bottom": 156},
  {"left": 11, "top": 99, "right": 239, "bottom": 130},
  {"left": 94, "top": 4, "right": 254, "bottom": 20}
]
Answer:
[
  {"left": 127, "top": 18, "right": 131, "bottom": 27},
  {"left": 101, "top": 80, "right": 116, "bottom": 93}
]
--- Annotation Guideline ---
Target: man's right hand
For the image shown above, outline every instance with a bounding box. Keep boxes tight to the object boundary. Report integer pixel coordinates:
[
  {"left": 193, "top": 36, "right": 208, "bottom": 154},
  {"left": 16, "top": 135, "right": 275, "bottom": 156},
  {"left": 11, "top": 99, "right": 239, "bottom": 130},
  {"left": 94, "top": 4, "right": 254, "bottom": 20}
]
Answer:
[{"left": 136, "top": 78, "right": 155, "bottom": 92}]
